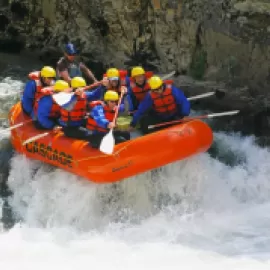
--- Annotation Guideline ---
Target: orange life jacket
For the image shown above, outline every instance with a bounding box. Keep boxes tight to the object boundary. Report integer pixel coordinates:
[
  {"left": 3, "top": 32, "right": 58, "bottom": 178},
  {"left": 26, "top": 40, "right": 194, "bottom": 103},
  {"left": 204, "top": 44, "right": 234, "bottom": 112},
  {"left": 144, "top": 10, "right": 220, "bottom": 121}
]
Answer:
[
  {"left": 60, "top": 93, "right": 87, "bottom": 124},
  {"left": 129, "top": 71, "right": 154, "bottom": 102},
  {"left": 150, "top": 82, "right": 177, "bottom": 115},
  {"left": 86, "top": 101, "right": 115, "bottom": 132},
  {"left": 103, "top": 69, "right": 128, "bottom": 88},
  {"left": 48, "top": 99, "right": 61, "bottom": 118}
]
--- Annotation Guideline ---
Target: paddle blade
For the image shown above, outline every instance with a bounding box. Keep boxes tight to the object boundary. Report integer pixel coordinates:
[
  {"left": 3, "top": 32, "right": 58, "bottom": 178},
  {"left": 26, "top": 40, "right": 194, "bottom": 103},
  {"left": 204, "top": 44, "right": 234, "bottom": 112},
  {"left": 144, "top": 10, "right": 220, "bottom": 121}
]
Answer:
[
  {"left": 99, "top": 130, "right": 115, "bottom": 155},
  {"left": 22, "top": 132, "right": 49, "bottom": 145},
  {"left": 52, "top": 92, "right": 74, "bottom": 106}
]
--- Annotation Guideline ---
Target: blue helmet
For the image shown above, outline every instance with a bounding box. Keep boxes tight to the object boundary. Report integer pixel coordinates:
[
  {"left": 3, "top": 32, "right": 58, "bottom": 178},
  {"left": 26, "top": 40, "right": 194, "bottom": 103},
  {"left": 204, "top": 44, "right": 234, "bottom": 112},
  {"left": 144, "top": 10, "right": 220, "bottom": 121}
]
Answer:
[{"left": 64, "top": 43, "right": 77, "bottom": 55}]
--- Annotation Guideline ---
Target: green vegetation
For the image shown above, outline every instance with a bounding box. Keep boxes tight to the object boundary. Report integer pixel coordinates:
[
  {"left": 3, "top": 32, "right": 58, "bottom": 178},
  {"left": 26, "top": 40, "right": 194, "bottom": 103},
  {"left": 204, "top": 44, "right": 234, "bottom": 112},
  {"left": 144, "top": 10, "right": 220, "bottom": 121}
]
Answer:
[{"left": 189, "top": 48, "right": 207, "bottom": 80}]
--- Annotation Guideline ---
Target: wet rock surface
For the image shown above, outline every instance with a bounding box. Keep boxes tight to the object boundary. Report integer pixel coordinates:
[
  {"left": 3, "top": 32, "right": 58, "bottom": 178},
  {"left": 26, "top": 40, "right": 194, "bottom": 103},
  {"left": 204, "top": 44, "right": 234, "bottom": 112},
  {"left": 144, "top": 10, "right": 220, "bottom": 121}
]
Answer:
[{"left": 0, "top": 0, "right": 270, "bottom": 136}]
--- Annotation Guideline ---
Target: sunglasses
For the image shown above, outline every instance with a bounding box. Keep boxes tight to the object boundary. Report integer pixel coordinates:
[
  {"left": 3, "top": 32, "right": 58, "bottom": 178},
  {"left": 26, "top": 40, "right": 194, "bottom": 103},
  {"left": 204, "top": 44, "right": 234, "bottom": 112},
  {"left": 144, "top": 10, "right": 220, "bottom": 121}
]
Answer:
[
  {"left": 152, "top": 88, "right": 162, "bottom": 92},
  {"left": 108, "top": 77, "right": 119, "bottom": 81},
  {"left": 108, "top": 100, "right": 117, "bottom": 103}
]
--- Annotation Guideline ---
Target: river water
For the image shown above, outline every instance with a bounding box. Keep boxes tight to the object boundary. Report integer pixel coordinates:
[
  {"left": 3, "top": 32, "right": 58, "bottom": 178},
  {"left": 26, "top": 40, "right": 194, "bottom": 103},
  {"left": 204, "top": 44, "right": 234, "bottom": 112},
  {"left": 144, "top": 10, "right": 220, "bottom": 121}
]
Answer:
[{"left": 0, "top": 53, "right": 270, "bottom": 269}]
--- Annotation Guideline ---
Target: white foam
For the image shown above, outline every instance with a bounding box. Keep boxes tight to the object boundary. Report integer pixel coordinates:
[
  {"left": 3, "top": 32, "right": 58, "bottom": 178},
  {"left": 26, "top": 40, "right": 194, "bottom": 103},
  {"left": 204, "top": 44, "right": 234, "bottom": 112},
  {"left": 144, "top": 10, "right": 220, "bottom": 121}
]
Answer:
[
  {"left": 5, "top": 132, "right": 270, "bottom": 258},
  {"left": 2, "top": 77, "right": 270, "bottom": 268}
]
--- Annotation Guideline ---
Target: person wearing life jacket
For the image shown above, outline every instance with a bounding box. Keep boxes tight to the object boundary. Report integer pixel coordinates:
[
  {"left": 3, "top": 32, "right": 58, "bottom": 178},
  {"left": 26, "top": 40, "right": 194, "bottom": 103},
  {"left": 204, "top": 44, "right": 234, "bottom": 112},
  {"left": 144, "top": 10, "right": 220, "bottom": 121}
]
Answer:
[
  {"left": 97, "top": 68, "right": 128, "bottom": 95},
  {"left": 103, "top": 68, "right": 128, "bottom": 89},
  {"left": 58, "top": 76, "right": 102, "bottom": 139},
  {"left": 127, "top": 66, "right": 154, "bottom": 112},
  {"left": 95, "top": 68, "right": 129, "bottom": 110},
  {"left": 33, "top": 80, "right": 70, "bottom": 130},
  {"left": 129, "top": 76, "right": 190, "bottom": 134},
  {"left": 86, "top": 90, "right": 130, "bottom": 148},
  {"left": 21, "top": 66, "right": 56, "bottom": 116},
  {"left": 56, "top": 43, "right": 97, "bottom": 84}
]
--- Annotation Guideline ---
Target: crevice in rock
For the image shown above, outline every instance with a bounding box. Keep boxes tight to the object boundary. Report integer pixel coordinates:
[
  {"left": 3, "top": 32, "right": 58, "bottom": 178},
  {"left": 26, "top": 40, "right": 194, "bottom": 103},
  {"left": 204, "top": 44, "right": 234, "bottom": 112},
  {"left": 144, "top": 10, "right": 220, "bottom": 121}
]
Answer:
[
  {"left": 10, "top": 1, "right": 28, "bottom": 20},
  {"left": 124, "top": 0, "right": 159, "bottom": 71},
  {"left": 6, "top": 25, "right": 19, "bottom": 37},
  {"left": 0, "top": 13, "right": 9, "bottom": 32},
  {"left": 189, "top": 23, "right": 208, "bottom": 80},
  {"left": 89, "top": 16, "right": 109, "bottom": 37}
]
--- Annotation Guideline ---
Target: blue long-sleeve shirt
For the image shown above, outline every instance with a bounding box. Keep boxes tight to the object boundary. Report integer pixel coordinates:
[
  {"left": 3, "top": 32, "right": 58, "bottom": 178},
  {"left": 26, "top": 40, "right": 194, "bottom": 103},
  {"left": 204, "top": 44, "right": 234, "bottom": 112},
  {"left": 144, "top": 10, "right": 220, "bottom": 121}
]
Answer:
[
  {"left": 124, "top": 76, "right": 135, "bottom": 111},
  {"left": 88, "top": 104, "right": 125, "bottom": 134},
  {"left": 21, "top": 80, "right": 37, "bottom": 115},
  {"left": 58, "top": 87, "right": 103, "bottom": 127},
  {"left": 35, "top": 95, "right": 58, "bottom": 129},
  {"left": 130, "top": 85, "right": 190, "bottom": 127}
]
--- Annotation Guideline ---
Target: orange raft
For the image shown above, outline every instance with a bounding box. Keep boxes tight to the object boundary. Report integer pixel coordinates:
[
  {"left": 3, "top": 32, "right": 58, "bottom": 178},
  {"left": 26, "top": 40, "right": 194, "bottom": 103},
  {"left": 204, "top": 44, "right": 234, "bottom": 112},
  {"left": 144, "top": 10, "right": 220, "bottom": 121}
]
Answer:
[{"left": 9, "top": 102, "right": 213, "bottom": 184}]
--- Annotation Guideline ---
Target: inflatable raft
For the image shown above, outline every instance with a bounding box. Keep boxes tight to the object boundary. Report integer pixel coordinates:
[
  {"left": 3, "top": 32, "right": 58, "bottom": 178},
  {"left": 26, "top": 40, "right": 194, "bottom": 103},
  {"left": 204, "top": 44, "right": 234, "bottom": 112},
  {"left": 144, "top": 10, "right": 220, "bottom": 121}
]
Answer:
[{"left": 9, "top": 102, "right": 213, "bottom": 184}]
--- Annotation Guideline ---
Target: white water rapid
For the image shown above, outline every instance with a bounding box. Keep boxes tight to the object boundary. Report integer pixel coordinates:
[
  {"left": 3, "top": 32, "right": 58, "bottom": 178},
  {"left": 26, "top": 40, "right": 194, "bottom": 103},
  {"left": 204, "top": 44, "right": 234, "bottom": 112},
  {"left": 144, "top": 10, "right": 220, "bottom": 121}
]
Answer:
[{"left": 1, "top": 75, "right": 270, "bottom": 270}]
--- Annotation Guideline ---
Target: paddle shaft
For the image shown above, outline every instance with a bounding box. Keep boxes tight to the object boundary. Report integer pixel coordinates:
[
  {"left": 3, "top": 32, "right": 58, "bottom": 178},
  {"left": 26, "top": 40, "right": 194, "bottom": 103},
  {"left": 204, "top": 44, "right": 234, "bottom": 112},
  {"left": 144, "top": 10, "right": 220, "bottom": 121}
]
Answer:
[
  {"left": 82, "top": 81, "right": 102, "bottom": 91},
  {"left": 160, "top": 71, "right": 175, "bottom": 80},
  {"left": 65, "top": 81, "right": 102, "bottom": 93},
  {"left": 112, "top": 91, "right": 125, "bottom": 125},
  {"left": 148, "top": 110, "right": 240, "bottom": 129},
  {"left": 0, "top": 119, "right": 33, "bottom": 134},
  {"left": 128, "top": 91, "right": 219, "bottom": 115},
  {"left": 22, "top": 127, "right": 63, "bottom": 145}
]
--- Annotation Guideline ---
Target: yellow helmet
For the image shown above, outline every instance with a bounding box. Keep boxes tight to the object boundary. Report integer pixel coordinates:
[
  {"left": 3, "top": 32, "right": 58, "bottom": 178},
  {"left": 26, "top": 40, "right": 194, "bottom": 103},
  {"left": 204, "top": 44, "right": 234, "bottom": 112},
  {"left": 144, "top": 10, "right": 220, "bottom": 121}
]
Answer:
[
  {"left": 106, "top": 68, "right": 119, "bottom": 79},
  {"left": 53, "top": 80, "right": 69, "bottom": 92},
  {"left": 71, "top": 77, "right": 86, "bottom": 88},
  {"left": 104, "top": 90, "right": 119, "bottom": 101},
  {"left": 148, "top": 76, "right": 163, "bottom": 90},
  {"left": 131, "top": 66, "right": 145, "bottom": 77},
  {"left": 40, "top": 66, "right": 56, "bottom": 78}
]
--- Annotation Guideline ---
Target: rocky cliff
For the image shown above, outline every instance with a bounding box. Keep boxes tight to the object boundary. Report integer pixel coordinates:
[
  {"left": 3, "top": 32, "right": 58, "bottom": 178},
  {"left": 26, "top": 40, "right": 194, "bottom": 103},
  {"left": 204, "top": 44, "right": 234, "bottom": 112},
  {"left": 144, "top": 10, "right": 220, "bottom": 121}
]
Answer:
[{"left": 1, "top": 0, "right": 270, "bottom": 136}]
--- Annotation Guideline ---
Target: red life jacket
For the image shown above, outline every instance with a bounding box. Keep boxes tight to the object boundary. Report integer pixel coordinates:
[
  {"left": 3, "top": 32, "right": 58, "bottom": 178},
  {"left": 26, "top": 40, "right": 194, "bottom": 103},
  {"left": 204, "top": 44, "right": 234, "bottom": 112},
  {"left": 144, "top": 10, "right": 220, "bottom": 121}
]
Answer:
[
  {"left": 129, "top": 71, "right": 154, "bottom": 102},
  {"left": 163, "top": 79, "right": 174, "bottom": 85},
  {"left": 28, "top": 71, "right": 40, "bottom": 80},
  {"left": 86, "top": 101, "right": 115, "bottom": 132},
  {"left": 103, "top": 69, "right": 128, "bottom": 88},
  {"left": 150, "top": 82, "right": 177, "bottom": 115},
  {"left": 60, "top": 93, "right": 87, "bottom": 124},
  {"left": 28, "top": 71, "right": 44, "bottom": 113},
  {"left": 32, "top": 85, "right": 54, "bottom": 115},
  {"left": 32, "top": 86, "right": 61, "bottom": 118}
]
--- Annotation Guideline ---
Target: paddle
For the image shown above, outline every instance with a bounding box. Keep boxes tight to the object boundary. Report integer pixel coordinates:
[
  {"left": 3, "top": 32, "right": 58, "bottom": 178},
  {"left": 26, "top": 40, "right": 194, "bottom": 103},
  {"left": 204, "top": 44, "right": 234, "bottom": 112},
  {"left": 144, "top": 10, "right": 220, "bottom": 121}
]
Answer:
[
  {"left": 159, "top": 71, "right": 175, "bottom": 80},
  {"left": 99, "top": 92, "right": 125, "bottom": 155},
  {"left": 22, "top": 132, "right": 50, "bottom": 145},
  {"left": 187, "top": 90, "right": 225, "bottom": 101},
  {"left": 22, "top": 126, "right": 63, "bottom": 145},
  {"left": 148, "top": 110, "right": 240, "bottom": 129},
  {"left": 0, "top": 119, "right": 33, "bottom": 134},
  {"left": 52, "top": 81, "right": 102, "bottom": 106},
  {"left": 128, "top": 91, "right": 226, "bottom": 115}
]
